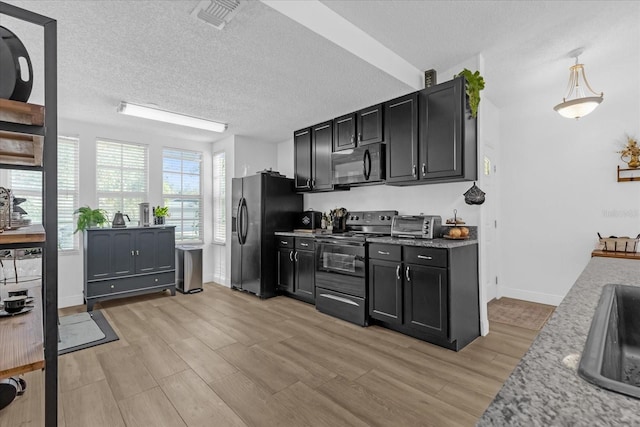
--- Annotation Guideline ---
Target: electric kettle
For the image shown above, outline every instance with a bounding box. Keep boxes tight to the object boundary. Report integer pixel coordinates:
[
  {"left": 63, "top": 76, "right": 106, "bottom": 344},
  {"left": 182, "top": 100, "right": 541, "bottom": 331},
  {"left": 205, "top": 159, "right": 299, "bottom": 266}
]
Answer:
[{"left": 112, "top": 211, "right": 130, "bottom": 228}]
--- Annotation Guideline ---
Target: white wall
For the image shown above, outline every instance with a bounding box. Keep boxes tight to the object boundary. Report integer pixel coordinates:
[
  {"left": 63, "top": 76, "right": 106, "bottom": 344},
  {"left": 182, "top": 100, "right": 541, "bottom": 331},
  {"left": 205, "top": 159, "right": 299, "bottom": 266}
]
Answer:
[
  {"left": 57, "top": 118, "right": 215, "bottom": 308},
  {"left": 211, "top": 135, "right": 279, "bottom": 287},
  {"left": 498, "top": 32, "right": 640, "bottom": 305}
]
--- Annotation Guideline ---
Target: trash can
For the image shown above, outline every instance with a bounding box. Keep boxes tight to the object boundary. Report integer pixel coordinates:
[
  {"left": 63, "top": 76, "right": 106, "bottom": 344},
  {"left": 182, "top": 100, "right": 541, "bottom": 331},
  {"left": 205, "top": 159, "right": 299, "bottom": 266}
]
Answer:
[{"left": 175, "top": 246, "right": 203, "bottom": 294}]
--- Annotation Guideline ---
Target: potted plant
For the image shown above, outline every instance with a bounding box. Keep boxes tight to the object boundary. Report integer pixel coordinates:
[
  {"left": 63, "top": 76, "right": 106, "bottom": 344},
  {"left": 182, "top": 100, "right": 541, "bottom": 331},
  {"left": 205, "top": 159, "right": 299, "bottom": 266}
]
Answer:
[
  {"left": 153, "top": 205, "right": 169, "bottom": 225},
  {"left": 74, "top": 206, "right": 108, "bottom": 233},
  {"left": 456, "top": 68, "right": 485, "bottom": 118}
]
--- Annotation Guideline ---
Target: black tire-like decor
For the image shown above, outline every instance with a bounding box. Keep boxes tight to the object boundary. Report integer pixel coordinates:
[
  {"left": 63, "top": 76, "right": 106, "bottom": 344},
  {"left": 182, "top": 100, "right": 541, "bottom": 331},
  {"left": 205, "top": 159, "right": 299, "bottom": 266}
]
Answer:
[{"left": 0, "top": 26, "right": 33, "bottom": 102}]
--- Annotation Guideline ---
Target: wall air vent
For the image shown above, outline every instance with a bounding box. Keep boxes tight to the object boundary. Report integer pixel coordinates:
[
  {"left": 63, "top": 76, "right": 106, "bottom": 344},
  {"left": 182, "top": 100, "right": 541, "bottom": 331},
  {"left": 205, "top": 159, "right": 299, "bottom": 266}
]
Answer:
[{"left": 191, "top": 0, "right": 244, "bottom": 30}]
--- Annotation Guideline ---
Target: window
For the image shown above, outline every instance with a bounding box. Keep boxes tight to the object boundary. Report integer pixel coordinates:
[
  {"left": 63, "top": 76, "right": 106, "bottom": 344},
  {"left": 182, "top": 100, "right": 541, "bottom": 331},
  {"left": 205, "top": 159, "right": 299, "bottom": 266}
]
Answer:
[
  {"left": 162, "top": 148, "right": 203, "bottom": 242},
  {"left": 213, "top": 151, "right": 226, "bottom": 243},
  {"left": 96, "top": 139, "right": 148, "bottom": 224},
  {"left": 9, "top": 136, "right": 79, "bottom": 251}
]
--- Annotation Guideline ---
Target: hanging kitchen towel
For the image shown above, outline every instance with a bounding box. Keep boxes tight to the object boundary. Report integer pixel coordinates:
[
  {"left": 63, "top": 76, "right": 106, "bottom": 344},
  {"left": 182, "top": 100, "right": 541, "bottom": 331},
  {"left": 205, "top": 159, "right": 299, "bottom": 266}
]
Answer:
[{"left": 464, "top": 182, "right": 486, "bottom": 205}]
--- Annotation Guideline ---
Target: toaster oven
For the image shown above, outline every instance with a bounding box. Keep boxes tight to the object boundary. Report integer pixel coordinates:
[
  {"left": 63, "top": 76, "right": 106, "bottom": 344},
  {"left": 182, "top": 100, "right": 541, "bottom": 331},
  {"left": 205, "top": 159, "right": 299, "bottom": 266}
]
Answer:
[{"left": 391, "top": 215, "right": 442, "bottom": 239}]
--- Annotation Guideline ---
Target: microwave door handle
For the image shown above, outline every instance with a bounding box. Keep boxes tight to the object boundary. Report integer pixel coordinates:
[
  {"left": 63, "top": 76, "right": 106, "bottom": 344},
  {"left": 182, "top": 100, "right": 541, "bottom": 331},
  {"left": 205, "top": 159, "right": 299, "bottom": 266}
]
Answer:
[{"left": 363, "top": 149, "right": 371, "bottom": 180}]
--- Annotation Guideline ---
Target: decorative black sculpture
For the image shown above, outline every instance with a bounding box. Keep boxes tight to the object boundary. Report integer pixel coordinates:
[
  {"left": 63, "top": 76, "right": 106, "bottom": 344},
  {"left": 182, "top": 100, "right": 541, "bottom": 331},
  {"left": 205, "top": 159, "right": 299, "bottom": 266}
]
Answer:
[
  {"left": 0, "top": 26, "right": 33, "bottom": 102},
  {"left": 464, "top": 182, "right": 486, "bottom": 205}
]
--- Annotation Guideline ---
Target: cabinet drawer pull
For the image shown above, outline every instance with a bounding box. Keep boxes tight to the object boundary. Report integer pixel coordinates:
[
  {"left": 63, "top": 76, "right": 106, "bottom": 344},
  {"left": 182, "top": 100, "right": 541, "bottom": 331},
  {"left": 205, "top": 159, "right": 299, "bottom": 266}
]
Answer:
[
  {"left": 280, "top": 240, "right": 288, "bottom": 245},
  {"left": 396, "top": 264, "right": 401, "bottom": 279},
  {"left": 405, "top": 266, "right": 411, "bottom": 281},
  {"left": 358, "top": 132, "right": 362, "bottom": 142},
  {"left": 136, "top": 250, "right": 139, "bottom": 256},
  {"left": 377, "top": 250, "right": 390, "bottom": 255},
  {"left": 319, "top": 293, "right": 359, "bottom": 307},
  {"left": 294, "top": 251, "right": 299, "bottom": 262},
  {"left": 412, "top": 165, "right": 417, "bottom": 177},
  {"left": 421, "top": 164, "right": 426, "bottom": 176},
  {"left": 417, "top": 255, "right": 433, "bottom": 260},
  {"left": 300, "top": 242, "right": 309, "bottom": 247},
  {"left": 351, "top": 135, "right": 354, "bottom": 143},
  {"left": 289, "top": 250, "right": 294, "bottom": 262},
  {"left": 155, "top": 278, "right": 158, "bottom": 282},
  {"left": 110, "top": 284, "right": 115, "bottom": 289},
  {"left": 131, "top": 250, "right": 134, "bottom": 256}
]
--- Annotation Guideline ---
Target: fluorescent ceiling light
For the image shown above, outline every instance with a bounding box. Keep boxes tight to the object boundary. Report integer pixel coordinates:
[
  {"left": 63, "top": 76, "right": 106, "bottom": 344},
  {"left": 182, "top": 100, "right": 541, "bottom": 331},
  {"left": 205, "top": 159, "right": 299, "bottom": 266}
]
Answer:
[{"left": 117, "top": 102, "right": 227, "bottom": 133}]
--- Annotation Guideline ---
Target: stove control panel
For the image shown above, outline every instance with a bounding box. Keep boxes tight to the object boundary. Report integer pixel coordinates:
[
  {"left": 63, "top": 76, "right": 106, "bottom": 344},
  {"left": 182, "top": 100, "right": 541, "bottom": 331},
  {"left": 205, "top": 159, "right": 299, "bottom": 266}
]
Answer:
[{"left": 347, "top": 210, "right": 398, "bottom": 227}]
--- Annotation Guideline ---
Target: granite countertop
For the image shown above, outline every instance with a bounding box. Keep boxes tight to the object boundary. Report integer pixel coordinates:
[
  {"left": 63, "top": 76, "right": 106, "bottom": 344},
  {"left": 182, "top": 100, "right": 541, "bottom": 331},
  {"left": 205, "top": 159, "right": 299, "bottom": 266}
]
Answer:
[
  {"left": 275, "top": 228, "right": 478, "bottom": 249},
  {"left": 478, "top": 257, "right": 640, "bottom": 426}
]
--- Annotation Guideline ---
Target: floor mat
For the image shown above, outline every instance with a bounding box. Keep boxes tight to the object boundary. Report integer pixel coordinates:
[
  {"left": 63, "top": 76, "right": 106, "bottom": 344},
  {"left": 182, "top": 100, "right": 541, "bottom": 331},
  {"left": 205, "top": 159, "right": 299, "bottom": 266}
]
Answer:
[
  {"left": 488, "top": 297, "right": 555, "bottom": 331},
  {"left": 58, "top": 310, "right": 118, "bottom": 355}
]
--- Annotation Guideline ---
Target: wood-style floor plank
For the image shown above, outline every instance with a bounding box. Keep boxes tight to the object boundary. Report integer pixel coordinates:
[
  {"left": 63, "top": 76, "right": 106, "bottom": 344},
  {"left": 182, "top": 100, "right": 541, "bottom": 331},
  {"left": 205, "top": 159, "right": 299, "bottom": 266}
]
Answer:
[
  {"left": 61, "top": 379, "right": 125, "bottom": 427},
  {"left": 158, "top": 369, "right": 247, "bottom": 427},
  {"left": 117, "top": 387, "right": 186, "bottom": 427},
  {"left": 6, "top": 282, "right": 546, "bottom": 426}
]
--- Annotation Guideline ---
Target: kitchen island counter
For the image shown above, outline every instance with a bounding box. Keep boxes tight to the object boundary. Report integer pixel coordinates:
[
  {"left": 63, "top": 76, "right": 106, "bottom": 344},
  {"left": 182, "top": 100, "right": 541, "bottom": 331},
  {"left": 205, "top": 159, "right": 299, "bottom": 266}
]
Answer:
[{"left": 477, "top": 256, "right": 640, "bottom": 426}]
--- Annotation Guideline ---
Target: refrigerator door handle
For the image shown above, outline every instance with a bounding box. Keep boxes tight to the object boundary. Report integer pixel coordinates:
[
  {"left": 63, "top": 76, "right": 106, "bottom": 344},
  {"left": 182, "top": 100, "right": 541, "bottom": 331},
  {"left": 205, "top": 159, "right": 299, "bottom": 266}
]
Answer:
[
  {"left": 236, "top": 197, "right": 243, "bottom": 245},
  {"left": 241, "top": 198, "right": 249, "bottom": 244}
]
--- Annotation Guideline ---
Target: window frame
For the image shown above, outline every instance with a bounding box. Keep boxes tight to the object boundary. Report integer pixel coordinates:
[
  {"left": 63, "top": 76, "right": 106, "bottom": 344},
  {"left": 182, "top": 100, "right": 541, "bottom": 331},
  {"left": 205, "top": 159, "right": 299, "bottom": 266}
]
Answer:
[
  {"left": 162, "top": 147, "right": 204, "bottom": 244},
  {"left": 213, "top": 150, "right": 226, "bottom": 245}
]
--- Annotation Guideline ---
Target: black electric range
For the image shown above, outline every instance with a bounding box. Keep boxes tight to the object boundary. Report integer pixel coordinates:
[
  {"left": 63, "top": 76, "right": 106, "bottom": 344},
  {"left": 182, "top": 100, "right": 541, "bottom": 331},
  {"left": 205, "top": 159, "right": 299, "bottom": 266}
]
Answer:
[{"left": 314, "top": 210, "right": 397, "bottom": 326}]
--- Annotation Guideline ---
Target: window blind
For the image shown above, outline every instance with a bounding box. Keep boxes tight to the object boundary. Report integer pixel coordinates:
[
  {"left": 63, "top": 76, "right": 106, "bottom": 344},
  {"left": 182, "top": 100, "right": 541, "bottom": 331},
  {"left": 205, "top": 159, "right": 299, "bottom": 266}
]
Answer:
[
  {"left": 213, "top": 151, "right": 226, "bottom": 243},
  {"left": 162, "top": 148, "right": 203, "bottom": 242},
  {"left": 96, "top": 139, "right": 148, "bottom": 224},
  {"left": 10, "top": 136, "right": 79, "bottom": 251}
]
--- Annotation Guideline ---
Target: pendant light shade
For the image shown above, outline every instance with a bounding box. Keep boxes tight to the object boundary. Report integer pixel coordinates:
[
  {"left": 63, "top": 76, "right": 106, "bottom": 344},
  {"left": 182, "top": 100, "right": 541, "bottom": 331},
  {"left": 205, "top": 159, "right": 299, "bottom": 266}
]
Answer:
[{"left": 554, "top": 49, "right": 603, "bottom": 119}]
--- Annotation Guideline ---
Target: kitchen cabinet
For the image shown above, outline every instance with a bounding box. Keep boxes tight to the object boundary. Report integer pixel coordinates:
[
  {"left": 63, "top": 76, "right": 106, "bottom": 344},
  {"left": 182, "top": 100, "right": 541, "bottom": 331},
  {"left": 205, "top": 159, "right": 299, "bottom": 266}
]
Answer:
[
  {"left": 293, "top": 122, "right": 333, "bottom": 192},
  {"left": 333, "top": 104, "right": 384, "bottom": 152},
  {"left": 277, "top": 237, "right": 315, "bottom": 303},
  {"left": 368, "top": 242, "right": 479, "bottom": 351},
  {"left": 418, "top": 76, "right": 477, "bottom": 182},
  {"left": 84, "top": 227, "right": 176, "bottom": 311},
  {"left": 384, "top": 92, "right": 419, "bottom": 183},
  {"left": 294, "top": 128, "right": 312, "bottom": 191}
]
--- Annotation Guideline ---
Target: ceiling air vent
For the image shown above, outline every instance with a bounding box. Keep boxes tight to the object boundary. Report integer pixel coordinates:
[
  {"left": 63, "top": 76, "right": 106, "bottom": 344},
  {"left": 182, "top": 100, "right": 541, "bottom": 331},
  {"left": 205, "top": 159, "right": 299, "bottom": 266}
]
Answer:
[{"left": 191, "top": 0, "right": 244, "bottom": 30}]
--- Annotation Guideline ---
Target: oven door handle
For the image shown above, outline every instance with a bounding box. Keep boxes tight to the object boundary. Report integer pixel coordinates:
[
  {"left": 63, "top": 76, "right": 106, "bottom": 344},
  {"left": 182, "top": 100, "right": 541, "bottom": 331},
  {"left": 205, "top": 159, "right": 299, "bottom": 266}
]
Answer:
[{"left": 319, "top": 293, "right": 360, "bottom": 307}]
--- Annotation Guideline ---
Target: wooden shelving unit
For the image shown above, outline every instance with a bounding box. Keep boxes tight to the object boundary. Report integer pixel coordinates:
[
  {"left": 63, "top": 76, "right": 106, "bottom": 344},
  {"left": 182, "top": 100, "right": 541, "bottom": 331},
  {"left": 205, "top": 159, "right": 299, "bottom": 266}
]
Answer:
[
  {"left": 0, "top": 2, "right": 58, "bottom": 426},
  {"left": 592, "top": 249, "right": 640, "bottom": 261},
  {"left": 617, "top": 165, "right": 640, "bottom": 182}
]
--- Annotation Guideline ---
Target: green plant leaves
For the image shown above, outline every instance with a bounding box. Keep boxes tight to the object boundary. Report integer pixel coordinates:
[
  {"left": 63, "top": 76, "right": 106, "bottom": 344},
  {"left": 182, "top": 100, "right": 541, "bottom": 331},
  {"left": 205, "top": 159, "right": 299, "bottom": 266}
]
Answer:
[
  {"left": 456, "top": 69, "right": 485, "bottom": 118},
  {"left": 73, "top": 206, "right": 108, "bottom": 233}
]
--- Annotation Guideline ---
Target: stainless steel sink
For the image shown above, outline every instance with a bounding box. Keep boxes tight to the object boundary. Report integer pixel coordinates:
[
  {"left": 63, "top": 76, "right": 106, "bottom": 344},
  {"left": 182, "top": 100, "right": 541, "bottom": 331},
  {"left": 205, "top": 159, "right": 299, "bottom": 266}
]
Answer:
[{"left": 579, "top": 284, "right": 640, "bottom": 399}]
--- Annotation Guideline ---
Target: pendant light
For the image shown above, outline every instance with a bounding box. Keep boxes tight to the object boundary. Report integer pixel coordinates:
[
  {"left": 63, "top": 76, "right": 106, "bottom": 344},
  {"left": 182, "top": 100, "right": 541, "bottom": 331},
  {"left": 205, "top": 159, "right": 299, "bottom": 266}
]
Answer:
[{"left": 553, "top": 48, "right": 604, "bottom": 119}]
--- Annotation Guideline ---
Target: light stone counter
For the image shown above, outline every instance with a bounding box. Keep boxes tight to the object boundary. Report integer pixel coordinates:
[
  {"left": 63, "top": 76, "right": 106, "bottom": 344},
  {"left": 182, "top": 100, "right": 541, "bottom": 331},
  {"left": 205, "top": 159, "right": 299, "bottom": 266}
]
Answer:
[{"left": 477, "top": 257, "right": 640, "bottom": 426}]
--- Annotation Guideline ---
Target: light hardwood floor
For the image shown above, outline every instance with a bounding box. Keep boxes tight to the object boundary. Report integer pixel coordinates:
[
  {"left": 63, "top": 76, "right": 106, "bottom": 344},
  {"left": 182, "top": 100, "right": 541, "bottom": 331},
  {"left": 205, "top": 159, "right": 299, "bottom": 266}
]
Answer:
[{"left": 0, "top": 283, "right": 540, "bottom": 427}]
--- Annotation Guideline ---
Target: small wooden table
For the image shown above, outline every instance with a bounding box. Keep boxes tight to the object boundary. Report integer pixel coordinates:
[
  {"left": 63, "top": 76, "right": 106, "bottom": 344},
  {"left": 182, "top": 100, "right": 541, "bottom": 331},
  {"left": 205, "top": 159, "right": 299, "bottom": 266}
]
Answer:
[
  {"left": 0, "top": 286, "right": 44, "bottom": 379},
  {"left": 591, "top": 249, "right": 640, "bottom": 261}
]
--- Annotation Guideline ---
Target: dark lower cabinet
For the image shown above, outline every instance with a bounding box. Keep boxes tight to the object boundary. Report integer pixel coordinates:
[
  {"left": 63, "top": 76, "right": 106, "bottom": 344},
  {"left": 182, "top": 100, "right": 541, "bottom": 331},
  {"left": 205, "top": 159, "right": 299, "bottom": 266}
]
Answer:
[
  {"left": 404, "top": 263, "right": 448, "bottom": 338},
  {"left": 277, "top": 247, "right": 295, "bottom": 293},
  {"left": 277, "top": 237, "right": 315, "bottom": 303},
  {"left": 369, "top": 259, "right": 403, "bottom": 325},
  {"left": 295, "top": 248, "right": 315, "bottom": 301},
  {"left": 84, "top": 226, "right": 176, "bottom": 311},
  {"left": 368, "top": 243, "right": 479, "bottom": 351}
]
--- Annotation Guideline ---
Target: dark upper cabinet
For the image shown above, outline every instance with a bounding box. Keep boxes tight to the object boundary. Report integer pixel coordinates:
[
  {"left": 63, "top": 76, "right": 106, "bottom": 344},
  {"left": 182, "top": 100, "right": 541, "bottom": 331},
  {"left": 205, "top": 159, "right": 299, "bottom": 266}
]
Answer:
[
  {"left": 294, "top": 128, "right": 312, "bottom": 191},
  {"left": 384, "top": 92, "right": 419, "bottom": 183},
  {"left": 333, "top": 104, "right": 383, "bottom": 152},
  {"left": 418, "top": 76, "right": 477, "bottom": 182},
  {"left": 357, "top": 104, "right": 383, "bottom": 146},
  {"left": 333, "top": 113, "right": 356, "bottom": 151},
  {"left": 311, "top": 121, "right": 333, "bottom": 191}
]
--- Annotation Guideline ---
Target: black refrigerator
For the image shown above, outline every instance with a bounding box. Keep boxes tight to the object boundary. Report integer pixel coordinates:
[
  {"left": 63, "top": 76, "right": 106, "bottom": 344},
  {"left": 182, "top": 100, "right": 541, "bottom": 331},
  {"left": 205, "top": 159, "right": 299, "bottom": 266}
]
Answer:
[{"left": 231, "top": 172, "right": 303, "bottom": 298}]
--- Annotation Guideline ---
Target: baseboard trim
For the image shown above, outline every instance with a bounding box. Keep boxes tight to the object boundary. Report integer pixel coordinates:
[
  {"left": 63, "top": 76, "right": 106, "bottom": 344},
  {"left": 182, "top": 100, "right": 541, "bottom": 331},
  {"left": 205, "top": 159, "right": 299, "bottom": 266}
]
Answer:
[
  {"left": 496, "top": 286, "right": 563, "bottom": 306},
  {"left": 59, "top": 294, "right": 85, "bottom": 309}
]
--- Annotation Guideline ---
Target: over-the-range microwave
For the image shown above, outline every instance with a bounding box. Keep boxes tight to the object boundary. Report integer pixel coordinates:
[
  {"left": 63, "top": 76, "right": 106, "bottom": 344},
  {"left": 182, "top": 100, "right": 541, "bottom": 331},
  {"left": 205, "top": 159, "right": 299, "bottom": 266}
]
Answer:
[{"left": 331, "top": 143, "right": 385, "bottom": 186}]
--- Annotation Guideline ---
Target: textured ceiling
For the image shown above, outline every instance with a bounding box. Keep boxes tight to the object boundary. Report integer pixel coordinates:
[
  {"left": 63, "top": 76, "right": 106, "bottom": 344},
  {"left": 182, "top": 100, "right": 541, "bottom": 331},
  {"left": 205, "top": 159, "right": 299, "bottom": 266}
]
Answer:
[{"left": 2, "top": 1, "right": 638, "bottom": 144}]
